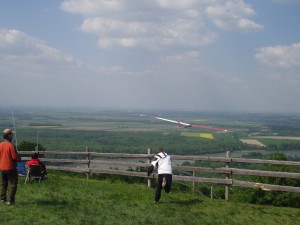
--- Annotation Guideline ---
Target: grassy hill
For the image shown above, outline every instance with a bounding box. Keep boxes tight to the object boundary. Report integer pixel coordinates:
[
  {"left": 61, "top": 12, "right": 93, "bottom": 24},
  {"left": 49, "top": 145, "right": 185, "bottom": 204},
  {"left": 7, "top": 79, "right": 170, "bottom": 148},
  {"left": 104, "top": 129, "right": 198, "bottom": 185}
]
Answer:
[{"left": 1, "top": 171, "right": 300, "bottom": 225}]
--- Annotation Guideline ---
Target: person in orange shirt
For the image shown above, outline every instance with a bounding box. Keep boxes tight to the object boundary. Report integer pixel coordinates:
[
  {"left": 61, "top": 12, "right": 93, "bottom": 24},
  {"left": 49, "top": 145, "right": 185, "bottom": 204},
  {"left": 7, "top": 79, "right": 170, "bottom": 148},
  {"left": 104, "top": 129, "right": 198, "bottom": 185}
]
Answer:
[{"left": 0, "top": 129, "right": 21, "bottom": 206}]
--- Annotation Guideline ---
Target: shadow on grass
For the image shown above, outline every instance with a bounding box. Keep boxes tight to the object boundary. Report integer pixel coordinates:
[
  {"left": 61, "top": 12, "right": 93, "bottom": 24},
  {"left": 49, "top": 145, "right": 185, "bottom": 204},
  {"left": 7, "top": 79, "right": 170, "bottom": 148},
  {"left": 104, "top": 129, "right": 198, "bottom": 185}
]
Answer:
[
  {"left": 36, "top": 200, "right": 68, "bottom": 206},
  {"left": 161, "top": 199, "right": 203, "bottom": 205},
  {"left": 20, "top": 200, "right": 68, "bottom": 206}
]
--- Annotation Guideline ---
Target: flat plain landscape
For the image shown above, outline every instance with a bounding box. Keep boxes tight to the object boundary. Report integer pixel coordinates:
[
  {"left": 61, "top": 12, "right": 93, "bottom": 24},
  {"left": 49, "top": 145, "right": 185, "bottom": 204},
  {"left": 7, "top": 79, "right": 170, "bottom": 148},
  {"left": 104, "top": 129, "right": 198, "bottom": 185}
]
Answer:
[{"left": 1, "top": 107, "right": 300, "bottom": 156}]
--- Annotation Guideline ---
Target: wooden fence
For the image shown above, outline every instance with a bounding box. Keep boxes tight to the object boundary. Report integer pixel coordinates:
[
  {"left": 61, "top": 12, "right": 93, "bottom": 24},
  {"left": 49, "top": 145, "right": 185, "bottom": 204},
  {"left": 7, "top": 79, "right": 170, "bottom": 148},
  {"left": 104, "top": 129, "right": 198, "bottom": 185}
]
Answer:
[{"left": 19, "top": 149, "right": 300, "bottom": 200}]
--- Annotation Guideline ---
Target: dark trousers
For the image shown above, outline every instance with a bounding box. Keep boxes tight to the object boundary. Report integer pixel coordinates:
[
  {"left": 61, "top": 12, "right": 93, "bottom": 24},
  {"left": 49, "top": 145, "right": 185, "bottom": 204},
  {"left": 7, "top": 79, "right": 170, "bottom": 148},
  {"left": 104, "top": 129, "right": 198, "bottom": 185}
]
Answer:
[
  {"left": 155, "top": 174, "right": 172, "bottom": 202},
  {"left": 1, "top": 169, "right": 18, "bottom": 203}
]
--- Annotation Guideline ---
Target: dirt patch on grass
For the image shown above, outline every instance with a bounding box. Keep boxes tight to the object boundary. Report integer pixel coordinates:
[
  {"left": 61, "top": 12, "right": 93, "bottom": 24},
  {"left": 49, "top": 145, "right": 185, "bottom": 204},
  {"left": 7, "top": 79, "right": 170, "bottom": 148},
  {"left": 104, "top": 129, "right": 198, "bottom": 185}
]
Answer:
[{"left": 240, "top": 139, "right": 266, "bottom": 147}]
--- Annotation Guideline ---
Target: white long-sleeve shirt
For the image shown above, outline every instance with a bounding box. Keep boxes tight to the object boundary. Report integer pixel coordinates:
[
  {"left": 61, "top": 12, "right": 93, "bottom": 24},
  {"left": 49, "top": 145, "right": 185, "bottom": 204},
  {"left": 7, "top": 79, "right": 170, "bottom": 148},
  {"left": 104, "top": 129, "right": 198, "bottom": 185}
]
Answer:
[{"left": 151, "top": 152, "right": 172, "bottom": 175}]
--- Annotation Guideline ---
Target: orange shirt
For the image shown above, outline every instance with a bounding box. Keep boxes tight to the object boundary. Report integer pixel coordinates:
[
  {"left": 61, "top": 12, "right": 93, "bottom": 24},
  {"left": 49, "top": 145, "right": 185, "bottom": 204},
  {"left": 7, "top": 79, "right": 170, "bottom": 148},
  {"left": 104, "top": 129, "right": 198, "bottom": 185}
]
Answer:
[
  {"left": 26, "top": 158, "right": 46, "bottom": 172},
  {"left": 0, "top": 141, "right": 21, "bottom": 171}
]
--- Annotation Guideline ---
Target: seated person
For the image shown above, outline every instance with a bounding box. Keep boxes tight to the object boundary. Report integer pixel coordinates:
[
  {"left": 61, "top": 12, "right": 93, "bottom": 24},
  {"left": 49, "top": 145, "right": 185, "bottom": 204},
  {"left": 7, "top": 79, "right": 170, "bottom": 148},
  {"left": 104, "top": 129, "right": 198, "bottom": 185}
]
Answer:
[{"left": 26, "top": 152, "right": 47, "bottom": 178}]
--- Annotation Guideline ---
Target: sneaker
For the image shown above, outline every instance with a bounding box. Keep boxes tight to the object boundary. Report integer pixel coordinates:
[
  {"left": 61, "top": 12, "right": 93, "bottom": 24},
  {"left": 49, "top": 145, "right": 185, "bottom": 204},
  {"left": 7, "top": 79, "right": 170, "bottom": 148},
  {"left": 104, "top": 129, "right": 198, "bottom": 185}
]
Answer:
[
  {"left": 5, "top": 201, "right": 15, "bottom": 206},
  {"left": 0, "top": 199, "right": 6, "bottom": 203},
  {"left": 162, "top": 177, "right": 166, "bottom": 188}
]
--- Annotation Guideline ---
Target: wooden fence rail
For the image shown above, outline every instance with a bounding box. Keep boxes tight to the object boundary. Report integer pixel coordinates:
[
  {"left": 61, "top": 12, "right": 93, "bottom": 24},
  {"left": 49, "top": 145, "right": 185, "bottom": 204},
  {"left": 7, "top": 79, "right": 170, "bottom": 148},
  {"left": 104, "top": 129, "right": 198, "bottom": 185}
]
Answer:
[{"left": 18, "top": 150, "right": 300, "bottom": 200}]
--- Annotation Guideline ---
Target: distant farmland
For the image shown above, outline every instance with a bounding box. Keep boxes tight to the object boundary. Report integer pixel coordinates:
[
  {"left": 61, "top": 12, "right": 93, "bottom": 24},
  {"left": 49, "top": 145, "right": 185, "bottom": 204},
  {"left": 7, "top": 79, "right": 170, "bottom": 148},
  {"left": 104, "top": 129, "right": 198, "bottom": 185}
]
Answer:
[
  {"left": 251, "top": 136, "right": 300, "bottom": 141},
  {"left": 1, "top": 107, "right": 300, "bottom": 155}
]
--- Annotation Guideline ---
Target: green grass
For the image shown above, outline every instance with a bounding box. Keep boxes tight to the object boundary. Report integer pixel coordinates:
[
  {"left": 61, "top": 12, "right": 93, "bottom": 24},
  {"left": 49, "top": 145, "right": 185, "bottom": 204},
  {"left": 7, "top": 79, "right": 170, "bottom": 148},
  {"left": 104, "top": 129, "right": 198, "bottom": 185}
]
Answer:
[{"left": 1, "top": 171, "right": 299, "bottom": 225}]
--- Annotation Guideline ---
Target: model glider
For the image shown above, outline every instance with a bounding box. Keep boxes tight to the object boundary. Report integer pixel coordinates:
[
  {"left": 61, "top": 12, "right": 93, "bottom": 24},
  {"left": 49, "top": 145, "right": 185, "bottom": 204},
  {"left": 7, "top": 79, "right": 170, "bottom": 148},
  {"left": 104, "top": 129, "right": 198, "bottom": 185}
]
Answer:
[{"left": 153, "top": 116, "right": 233, "bottom": 133}]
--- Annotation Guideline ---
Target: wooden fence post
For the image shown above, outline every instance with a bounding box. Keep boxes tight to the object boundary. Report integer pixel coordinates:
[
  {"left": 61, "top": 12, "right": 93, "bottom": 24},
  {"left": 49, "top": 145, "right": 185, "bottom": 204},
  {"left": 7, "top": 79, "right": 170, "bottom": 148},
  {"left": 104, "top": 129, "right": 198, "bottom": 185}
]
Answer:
[
  {"left": 86, "top": 147, "right": 90, "bottom": 179},
  {"left": 225, "top": 151, "right": 231, "bottom": 201},
  {"left": 192, "top": 171, "right": 195, "bottom": 194},
  {"left": 147, "top": 148, "right": 152, "bottom": 188}
]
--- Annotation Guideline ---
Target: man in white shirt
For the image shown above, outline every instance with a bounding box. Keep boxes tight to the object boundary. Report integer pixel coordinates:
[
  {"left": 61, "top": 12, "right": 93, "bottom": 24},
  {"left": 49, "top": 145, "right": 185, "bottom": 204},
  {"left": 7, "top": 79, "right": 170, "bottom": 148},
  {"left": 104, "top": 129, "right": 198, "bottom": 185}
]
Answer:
[{"left": 148, "top": 148, "right": 172, "bottom": 203}]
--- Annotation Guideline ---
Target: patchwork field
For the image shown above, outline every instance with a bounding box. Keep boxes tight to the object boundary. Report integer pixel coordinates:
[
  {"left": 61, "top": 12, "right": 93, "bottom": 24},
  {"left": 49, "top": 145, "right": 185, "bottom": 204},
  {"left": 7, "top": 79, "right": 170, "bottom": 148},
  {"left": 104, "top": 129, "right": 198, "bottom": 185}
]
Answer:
[{"left": 1, "top": 107, "right": 300, "bottom": 156}]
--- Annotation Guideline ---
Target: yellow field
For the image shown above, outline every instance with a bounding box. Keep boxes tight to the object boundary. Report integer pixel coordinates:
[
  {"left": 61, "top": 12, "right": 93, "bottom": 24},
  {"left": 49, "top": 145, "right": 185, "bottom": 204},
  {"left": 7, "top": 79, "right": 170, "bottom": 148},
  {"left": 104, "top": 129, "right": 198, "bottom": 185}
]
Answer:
[{"left": 181, "top": 132, "right": 214, "bottom": 139}]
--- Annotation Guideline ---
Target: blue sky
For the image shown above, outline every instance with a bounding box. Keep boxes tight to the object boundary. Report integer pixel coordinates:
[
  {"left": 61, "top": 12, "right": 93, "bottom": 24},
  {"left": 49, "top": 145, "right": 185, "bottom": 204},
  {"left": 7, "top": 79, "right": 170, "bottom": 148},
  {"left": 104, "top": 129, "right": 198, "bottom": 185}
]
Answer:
[{"left": 1, "top": 0, "right": 300, "bottom": 113}]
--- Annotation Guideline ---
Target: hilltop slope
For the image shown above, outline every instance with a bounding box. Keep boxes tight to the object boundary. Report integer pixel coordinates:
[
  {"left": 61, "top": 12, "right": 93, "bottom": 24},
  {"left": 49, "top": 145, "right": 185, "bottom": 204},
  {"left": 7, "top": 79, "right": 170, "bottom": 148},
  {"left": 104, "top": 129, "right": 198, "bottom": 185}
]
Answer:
[{"left": 1, "top": 171, "right": 299, "bottom": 225}]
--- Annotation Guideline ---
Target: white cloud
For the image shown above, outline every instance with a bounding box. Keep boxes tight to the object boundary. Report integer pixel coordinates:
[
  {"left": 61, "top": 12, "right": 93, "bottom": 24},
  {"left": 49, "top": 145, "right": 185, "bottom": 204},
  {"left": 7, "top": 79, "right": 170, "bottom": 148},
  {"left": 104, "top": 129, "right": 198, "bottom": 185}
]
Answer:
[
  {"left": 154, "top": 0, "right": 198, "bottom": 9},
  {"left": 0, "top": 29, "right": 76, "bottom": 64},
  {"left": 81, "top": 16, "right": 216, "bottom": 49},
  {"left": 0, "top": 28, "right": 127, "bottom": 81},
  {"left": 60, "top": 0, "right": 261, "bottom": 50},
  {"left": 60, "top": 0, "right": 124, "bottom": 15},
  {"left": 255, "top": 43, "right": 300, "bottom": 70},
  {"left": 206, "top": 1, "right": 263, "bottom": 31}
]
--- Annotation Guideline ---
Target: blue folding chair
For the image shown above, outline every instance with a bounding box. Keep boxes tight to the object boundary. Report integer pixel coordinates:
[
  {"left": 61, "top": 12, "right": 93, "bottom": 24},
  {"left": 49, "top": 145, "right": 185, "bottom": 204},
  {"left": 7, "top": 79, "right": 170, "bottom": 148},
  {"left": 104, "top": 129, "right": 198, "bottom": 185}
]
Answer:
[{"left": 17, "top": 161, "right": 26, "bottom": 176}]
